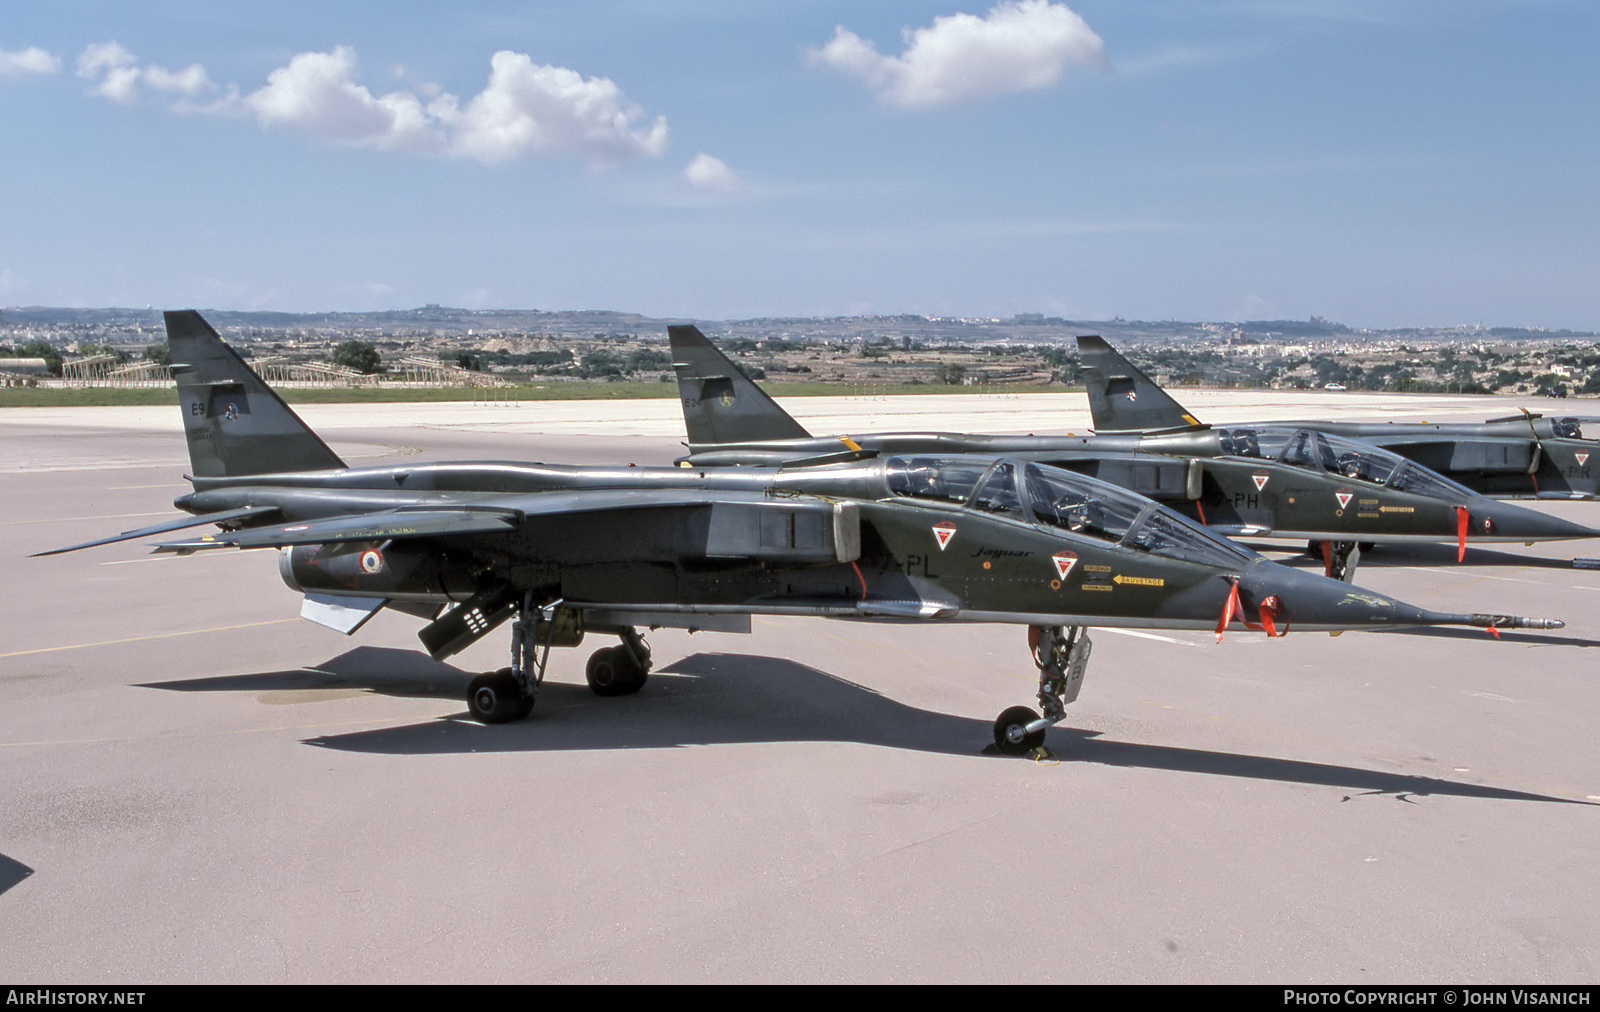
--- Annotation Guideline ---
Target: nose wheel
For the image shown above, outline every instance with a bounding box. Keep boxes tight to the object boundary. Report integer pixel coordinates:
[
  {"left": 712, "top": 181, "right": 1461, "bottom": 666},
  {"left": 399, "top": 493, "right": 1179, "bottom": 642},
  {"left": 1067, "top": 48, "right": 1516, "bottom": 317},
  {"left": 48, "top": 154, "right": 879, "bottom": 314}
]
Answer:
[
  {"left": 993, "top": 705, "right": 1046, "bottom": 755},
  {"left": 992, "top": 625, "right": 1091, "bottom": 756}
]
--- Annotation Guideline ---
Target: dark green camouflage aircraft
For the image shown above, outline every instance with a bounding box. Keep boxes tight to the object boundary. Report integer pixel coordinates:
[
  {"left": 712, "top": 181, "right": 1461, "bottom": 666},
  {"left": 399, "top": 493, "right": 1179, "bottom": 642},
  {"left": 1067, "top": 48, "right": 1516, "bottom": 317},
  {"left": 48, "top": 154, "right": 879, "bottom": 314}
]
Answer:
[
  {"left": 36, "top": 312, "right": 1566, "bottom": 754},
  {"left": 669, "top": 326, "right": 1595, "bottom": 580},
  {"left": 1079, "top": 335, "right": 1600, "bottom": 501}
]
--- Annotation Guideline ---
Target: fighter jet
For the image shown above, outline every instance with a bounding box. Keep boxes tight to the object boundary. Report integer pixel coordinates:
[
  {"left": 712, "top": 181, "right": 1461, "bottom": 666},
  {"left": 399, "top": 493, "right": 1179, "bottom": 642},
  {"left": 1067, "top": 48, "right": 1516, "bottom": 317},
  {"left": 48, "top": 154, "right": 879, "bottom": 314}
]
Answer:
[
  {"left": 37, "top": 311, "right": 1565, "bottom": 755},
  {"left": 669, "top": 326, "right": 1595, "bottom": 580},
  {"left": 1078, "top": 334, "right": 1600, "bottom": 501}
]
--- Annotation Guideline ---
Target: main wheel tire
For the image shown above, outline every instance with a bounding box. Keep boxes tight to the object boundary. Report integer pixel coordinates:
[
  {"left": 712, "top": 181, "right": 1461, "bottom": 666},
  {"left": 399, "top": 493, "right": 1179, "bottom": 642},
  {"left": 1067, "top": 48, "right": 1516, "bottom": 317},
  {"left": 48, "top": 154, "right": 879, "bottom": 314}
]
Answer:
[
  {"left": 586, "top": 646, "right": 647, "bottom": 697},
  {"left": 497, "top": 667, "right": 536, "bottom": 719},
  {"left": 468, "top": 670, "right": 524, "bottom": 724},
  {"left": 993, "top": 705, "right": 1046, "bottom": 756}
]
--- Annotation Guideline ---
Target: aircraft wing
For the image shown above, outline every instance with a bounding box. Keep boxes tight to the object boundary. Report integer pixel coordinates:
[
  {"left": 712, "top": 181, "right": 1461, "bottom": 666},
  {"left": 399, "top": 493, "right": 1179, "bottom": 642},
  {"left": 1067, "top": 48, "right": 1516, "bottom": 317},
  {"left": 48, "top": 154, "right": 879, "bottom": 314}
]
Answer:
[
  {"left": 32, "top": 505, "right": 281, "bottom": 556},
  {"left": 154, "top": 507, "right": 524, "bottom": 551},
  {"left": 153, "top": 488, "right": 858, "bottom": 559}
]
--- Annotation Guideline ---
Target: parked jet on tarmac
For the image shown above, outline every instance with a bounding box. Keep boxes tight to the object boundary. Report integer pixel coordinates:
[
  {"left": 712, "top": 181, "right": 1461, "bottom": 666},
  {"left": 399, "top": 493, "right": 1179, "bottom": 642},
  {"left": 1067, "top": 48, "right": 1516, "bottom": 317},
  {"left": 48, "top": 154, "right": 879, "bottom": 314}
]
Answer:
[
  {"left": 36, "top": 312, "right": 1565, "bottom": 755},
  {"left": 668, "top": 326, "right": 1595, "bottom": 580},
  {"left": 1078, "top": 335, "right": 1600, "bottom": 501}
]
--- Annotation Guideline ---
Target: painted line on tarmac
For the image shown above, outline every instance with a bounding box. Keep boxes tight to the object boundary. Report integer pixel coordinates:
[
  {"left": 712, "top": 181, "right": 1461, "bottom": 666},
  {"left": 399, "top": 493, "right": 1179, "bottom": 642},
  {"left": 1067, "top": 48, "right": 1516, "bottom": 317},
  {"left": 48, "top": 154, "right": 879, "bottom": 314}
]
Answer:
[
  {"left": 0, "top": 618, "right": 300, "bottom": 659},
  {"left": 1411, "top": 566, "right": 1548, "bottom": 587},
  {"left": 1097, "top": 628, "right": 1201, "bottom": 646},
  {"left": 0, "top": 462, "right": 186, "bottom": 474},
  {"left": 0, "top": 510, "right": 176, "bottom": 527},
  {"left": 3, "top": 713, "right": 430, "bottom": 749}
]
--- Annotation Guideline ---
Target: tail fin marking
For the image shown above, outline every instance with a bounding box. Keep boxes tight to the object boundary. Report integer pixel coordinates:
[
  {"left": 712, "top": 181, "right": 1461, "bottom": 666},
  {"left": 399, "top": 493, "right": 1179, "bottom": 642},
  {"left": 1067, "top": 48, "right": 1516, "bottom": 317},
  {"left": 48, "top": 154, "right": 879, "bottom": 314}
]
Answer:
[
  {"left": 1076, "top": 335, "right": 1204, "bottom": 432},
  {"left": 165, "top": 310, "right": 346, "bottom": 477},
  {"left": 668, "top": 325, "right": 811, "bottom": 445}
]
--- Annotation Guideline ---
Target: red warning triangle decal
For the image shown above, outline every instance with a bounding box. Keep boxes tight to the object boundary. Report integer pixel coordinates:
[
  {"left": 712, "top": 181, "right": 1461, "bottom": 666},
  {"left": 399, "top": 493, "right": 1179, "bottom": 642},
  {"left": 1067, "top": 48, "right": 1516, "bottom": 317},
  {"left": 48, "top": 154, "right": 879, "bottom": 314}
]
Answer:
[
  {"left": 932, "top": 522, "right": 956, "bottom": 551},
  {"left": 1052, "top": 551, "right": 1077, "bottom": 580},
  {"left": 1577, "top": 452, "right": 1590, "bottom": 467},
  {"left": 1251, "top": 470, "right": 1269, "bottom": 492},
  {"left": 1335, "top": 488, "right": 1353, "bottom": 510}
]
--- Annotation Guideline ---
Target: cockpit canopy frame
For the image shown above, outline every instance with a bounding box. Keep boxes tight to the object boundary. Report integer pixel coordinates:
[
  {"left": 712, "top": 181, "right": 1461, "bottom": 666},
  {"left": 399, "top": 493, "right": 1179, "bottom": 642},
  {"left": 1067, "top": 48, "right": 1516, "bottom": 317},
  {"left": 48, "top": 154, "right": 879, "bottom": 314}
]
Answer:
[
  {"left": 885, "top": 455, "right": 1256, "bottom": 569},
  {"left": 1216, "top": 427, "right": 1478, "bottom": 499}
]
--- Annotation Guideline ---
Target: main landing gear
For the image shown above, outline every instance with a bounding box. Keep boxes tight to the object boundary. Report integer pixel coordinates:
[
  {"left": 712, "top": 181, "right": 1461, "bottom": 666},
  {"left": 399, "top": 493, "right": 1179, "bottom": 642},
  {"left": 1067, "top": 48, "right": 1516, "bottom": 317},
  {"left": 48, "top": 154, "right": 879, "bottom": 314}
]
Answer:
[
  {"left": 465, "top": 597, "right": 653, "bottom": 723},
  {"left": 993, "top": 625, "right": 1091, "bottom": 756},
  {"left": 585, "top": 626, "right": 652, "bottom": 697}
]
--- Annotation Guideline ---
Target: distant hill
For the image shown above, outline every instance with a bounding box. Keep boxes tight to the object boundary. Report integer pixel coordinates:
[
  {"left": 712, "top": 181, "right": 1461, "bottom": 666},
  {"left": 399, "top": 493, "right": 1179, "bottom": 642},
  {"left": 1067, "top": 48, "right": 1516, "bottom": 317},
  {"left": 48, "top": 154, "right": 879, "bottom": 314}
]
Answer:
[{"left": 2, "top": 305, "right": 1593, "bottom": 344}]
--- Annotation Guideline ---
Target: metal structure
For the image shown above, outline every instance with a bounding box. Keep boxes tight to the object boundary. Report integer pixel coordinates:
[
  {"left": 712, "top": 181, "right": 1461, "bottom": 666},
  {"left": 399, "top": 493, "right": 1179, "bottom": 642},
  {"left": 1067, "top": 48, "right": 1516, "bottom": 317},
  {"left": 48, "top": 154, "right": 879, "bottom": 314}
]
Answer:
[
  {"left": 387, "top": 355, "right": 505, "bottom": 388},
  {"left": 251, "top": 357, "right": 380, "bottom": 388},
  {"left": 52, "top": 351, "right": 503, "bottom": 390}
]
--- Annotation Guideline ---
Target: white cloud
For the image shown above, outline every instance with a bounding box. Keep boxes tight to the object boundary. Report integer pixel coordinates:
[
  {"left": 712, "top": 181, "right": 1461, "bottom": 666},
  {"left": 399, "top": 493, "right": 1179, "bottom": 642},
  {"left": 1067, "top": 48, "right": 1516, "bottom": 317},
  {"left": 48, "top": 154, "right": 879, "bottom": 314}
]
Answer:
[
  {"left": 143, "top": 62, "right": 217, "bottom": 97},
  {"left": 444, "top": 50, "right": 668, "bottom": 163},
  {"left": 0, "top": 46, "right": 59, "bottom": 77},
  {"left": 236, "top": 46, "right": 669, "bottom": 162},
  {"left": 77, "top": 42, "right": 217, "bottom": 106},
  {"left": 77, "top": 42, "right": 140, "bottom": 103},
  {"left": 241, "top": 47, "right": 443, "bottom": 153},
  {"left": 685, "top": 153, "right": 740, "bottom": 192},
  {"left": 74, "top": 43, "right": 669, "bottom": 165},
  {"left": 809, "top": 1, "right": 1108, "bottom": 108}
]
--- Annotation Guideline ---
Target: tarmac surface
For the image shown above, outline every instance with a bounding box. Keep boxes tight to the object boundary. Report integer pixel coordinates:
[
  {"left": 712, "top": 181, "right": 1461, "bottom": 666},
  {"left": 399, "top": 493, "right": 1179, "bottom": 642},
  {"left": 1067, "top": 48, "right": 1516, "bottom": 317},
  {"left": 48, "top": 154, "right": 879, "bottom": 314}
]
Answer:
[{"left": 2, "top": 389, "right": 1598, "bottom": 983}]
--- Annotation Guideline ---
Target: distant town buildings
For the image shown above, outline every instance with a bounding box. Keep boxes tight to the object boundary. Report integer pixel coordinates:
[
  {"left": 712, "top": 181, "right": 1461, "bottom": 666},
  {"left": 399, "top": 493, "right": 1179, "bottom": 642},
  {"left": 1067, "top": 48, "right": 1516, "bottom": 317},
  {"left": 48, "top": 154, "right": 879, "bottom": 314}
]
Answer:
[{"left": 2, "top": 307, "right": 1597, "bottom": 396}]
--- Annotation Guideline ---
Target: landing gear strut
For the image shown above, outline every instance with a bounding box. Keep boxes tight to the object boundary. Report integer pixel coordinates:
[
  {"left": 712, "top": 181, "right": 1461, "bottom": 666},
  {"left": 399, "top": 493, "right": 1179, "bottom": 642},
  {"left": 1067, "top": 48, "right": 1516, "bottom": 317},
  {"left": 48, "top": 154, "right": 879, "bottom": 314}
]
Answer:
[
  {"left": 993, "top": 625, "right": 1091, "bottom": 756},
  {"left": 1310, "top": 540, "right": 1362, "bottom": 583},
  {"left": 586, "top": 626, "right": 652, "bottom": 696},
  {"left": 466, "top": 594, "right": 566, "bottom": 724}
]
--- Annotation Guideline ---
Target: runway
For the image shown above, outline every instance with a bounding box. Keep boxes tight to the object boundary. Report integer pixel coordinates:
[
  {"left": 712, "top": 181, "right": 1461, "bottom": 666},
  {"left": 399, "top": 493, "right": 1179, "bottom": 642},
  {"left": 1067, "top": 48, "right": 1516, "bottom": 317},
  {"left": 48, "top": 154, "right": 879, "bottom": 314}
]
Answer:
[{"left": 2, "top": 390, "right": 1598, "bottom": 983}]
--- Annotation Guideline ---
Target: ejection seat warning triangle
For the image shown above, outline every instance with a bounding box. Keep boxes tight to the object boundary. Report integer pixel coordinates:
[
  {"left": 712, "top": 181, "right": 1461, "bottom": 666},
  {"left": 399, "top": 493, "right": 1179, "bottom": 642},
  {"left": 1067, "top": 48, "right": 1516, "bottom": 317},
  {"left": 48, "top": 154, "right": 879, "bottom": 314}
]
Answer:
[{"left": 932, "top": 522, "right": 956, "bottom": 551}]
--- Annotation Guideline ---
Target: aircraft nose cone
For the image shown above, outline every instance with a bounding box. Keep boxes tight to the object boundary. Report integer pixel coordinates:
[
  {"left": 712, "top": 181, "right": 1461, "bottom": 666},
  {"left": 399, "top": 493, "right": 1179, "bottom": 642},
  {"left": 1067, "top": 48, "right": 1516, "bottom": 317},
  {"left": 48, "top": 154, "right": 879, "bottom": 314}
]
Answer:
[
  {"left": 1469, "top": 497, "right": 1600, "bottom": 541},
  {"left": 1238, "top": 560, "right": 1427, "bottom": 630}
]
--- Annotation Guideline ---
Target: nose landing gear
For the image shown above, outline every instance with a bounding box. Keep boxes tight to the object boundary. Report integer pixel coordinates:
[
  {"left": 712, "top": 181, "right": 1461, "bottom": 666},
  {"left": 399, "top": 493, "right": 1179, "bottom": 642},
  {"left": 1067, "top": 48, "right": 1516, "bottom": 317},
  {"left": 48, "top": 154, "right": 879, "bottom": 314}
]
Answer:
[
  {"left": 993, "top": 625, "right": 1091, "bottom": 756},
  {"left": 1310, "top": 540, "right": 1362, "bottom": 583}
]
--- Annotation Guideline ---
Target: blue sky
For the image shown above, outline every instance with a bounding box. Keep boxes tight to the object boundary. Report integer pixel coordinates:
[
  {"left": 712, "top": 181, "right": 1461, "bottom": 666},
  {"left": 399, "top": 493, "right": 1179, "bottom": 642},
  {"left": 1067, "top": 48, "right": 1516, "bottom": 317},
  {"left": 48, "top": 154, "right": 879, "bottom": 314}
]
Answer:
[{"left": 1, "top": 1, "right": 1596, "bottom": 329}]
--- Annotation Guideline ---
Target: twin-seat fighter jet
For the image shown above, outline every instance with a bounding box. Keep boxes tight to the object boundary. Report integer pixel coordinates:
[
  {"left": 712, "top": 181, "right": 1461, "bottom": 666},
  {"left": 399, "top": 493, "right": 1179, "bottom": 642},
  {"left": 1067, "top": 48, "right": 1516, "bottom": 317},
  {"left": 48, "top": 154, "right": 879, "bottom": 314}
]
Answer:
[
  {"left": 37, "top": 312, "right": 1565, "bottom": 754},
  {"left": 1078, "top": 335, "right": 1600, "bottom": 501},
  {"left": 669, "top": 326, "right": 1595, "bottom": 580}
]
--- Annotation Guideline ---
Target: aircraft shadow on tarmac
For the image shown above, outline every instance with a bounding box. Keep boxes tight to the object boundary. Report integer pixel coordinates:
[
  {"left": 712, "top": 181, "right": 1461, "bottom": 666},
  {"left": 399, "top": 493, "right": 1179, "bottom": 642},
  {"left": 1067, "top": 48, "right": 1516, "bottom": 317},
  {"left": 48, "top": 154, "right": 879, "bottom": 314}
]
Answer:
[
  {"left": 254, "top": 650, "right": 1586, "bottom": 806},
  {"left": 138, "top": 646, "right": 470, "bottom": 700},
  {"left": 0, "top": 853, "right": 34, "bottom": 898}
]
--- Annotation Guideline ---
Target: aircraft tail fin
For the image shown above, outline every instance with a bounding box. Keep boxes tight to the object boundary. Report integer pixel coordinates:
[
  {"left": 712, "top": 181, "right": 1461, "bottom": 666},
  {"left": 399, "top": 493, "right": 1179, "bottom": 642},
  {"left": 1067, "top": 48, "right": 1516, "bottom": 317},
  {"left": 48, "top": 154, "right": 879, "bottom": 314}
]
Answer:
[
  {"left": 165, "top": 310, "right": 347, "bottom": 477},
  {"left": 668, "top": 325, "right": 811, "bottom": 445},
  {"left": 1077, "top": 335, "right": 1205, "bottom": 432}
]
